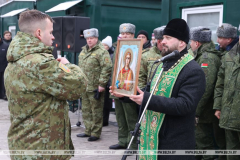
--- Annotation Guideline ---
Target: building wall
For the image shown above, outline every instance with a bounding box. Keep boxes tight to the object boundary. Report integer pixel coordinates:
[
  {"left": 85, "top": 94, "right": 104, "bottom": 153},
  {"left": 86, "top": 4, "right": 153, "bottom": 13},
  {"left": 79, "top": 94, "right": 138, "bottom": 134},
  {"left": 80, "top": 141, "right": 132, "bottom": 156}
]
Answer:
[
  {"left": 1, "top": 1, "right": 34, "bottom": 35},
  {"left": 164, "top": 0, "right": 240, "bottom": 28},
  {"left": 85, "top": 0, "right": 162, "bottom": 41}
]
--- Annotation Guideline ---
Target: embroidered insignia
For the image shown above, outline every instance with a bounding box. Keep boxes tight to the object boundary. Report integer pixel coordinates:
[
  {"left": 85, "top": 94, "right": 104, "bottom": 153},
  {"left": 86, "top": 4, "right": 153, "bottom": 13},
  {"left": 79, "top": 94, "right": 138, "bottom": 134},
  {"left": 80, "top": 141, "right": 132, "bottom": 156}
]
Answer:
[
  {"left": 160, "top": 88, "right": 166, "bottom": 92},
  {"left": 80, "top": 53, "right": 85, "bottom": 56},
  {"left": 148, "top": 58, "right": 158, "bottom": 61},
  {"left": 87, "top": 31, "right": 90, "bottom": 35},
  {"left": 105, "top": 58, "right": 109, "bottom": 63},
  {"left": 151, "top": 116, "right": 157, "bottom": 128},
  {"left": 140, "top": 137, "right": 144, "bottom": 144},
  {"left": 59, "top": 63, "right": 71, "bottom": 73},
  {"left": 150, "top": 140, "right": 155, "bottom": 150},
  {"left": 123, "top": 26, "right": 127, "bottom": 31}
]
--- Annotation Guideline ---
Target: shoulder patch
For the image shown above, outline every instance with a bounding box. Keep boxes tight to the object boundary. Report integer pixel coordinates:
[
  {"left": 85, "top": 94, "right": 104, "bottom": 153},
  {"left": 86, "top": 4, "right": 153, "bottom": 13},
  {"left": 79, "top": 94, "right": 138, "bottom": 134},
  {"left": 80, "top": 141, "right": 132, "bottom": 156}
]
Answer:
[
  {"left": 148, "top": 58, "right": 158, "bottom": 61},
  {"left": 105, "top": 57, "right": 110, "bottom": 63},
  {"left": 59, "top": 63, "right": 71, "bottom": 73}
]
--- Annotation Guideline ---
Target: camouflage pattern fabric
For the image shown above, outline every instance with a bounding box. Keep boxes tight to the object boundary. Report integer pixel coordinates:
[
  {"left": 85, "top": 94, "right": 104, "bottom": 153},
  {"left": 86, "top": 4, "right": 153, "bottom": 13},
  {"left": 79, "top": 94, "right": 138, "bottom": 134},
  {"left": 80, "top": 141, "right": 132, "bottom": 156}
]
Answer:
[
  {"left": 109, "top": 45, "right": 138, "bottom": 149},
  {"left": 4, "top": 31, "right": 88, "bottom": 160},
  {"left": 141, "top": 47, "right": 150, "bottom": 55},
  {"left": 138, "top": 45, "right": 162, "bottom": 89},
  {"left": 78, "top": 40, "right": 112, "bottom": 92},
  {"left": 214, "top": 42, "right": 240, "bottom": 159},
  {"left": 78, "top": 40, "right": 112, "bottom": 137},
  {"left": 225, "top": 129, "right": 240, "bottom": 160},
  {"left": 214, "top": 43, "right": 240, "bottom": 131},
  {"left": 193, "top": 41, "right": 222, "bottom": 160},
  {"left": 194, "top": 41, "right": 221, "bottom": 123},
  {"left": 81, "top": 91, "right": 105, "bottom": 138},
  {"left": 195, "top": 124, "right": 216, "bottom": 160},
  {"left": 114, "top": 99, "right": 138, "bottom": 149}
]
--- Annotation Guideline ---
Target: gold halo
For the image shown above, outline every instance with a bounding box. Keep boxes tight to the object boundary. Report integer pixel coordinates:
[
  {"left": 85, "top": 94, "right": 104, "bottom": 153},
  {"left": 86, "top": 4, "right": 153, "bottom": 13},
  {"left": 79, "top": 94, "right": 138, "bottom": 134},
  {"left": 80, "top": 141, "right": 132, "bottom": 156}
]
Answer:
[{"left": 123, "top": 48, "right": 133, "bottom": 66}]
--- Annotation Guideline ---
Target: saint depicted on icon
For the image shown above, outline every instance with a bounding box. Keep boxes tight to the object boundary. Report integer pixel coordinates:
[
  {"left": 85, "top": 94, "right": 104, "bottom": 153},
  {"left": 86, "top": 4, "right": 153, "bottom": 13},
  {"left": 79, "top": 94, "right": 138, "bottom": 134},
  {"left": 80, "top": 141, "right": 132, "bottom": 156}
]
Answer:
[
  {"left": 111, "top": 39, "right": 142, "bottom": 97},
  {"left": 116, "top": 48, "right": 134, "bottom": 91}
]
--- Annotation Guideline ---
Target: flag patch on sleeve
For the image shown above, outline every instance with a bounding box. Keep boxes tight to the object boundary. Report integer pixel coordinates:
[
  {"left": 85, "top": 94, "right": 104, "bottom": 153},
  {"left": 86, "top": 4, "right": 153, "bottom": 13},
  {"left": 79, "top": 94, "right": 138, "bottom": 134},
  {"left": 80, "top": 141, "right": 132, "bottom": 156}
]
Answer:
[
  {"left": 59, "top": 63, "right": 71, "bottom": 73},
  {"left": 201, "top": 63, "right": 208, "bottom": 68}
]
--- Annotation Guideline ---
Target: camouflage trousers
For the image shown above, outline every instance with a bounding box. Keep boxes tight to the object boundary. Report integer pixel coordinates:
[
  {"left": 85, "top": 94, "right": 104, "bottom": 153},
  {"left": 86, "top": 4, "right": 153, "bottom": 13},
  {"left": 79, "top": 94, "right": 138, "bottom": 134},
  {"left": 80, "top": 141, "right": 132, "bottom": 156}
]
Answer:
[
  {"left": 115, "top": 99, "right": 138, "bottom": 149},
  {"left": 213, "top": 120, "right": 226, "bottom": 160},
  {"left": 195, "top": 123, "right": 216, "bottom": 160},
  {"left": 225, "top": 129, "right": 240, "bottom": 160},
  {"left": 82, "top": 91, "right": 105, "bottom": 138}
]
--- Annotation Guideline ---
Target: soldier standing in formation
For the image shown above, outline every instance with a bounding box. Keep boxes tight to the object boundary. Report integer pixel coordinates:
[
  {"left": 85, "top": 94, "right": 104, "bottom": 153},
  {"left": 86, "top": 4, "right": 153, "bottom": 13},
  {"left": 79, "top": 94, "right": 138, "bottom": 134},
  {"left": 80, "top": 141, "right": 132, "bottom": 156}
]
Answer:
[
  {"left": 138, "top": 26, "right": 165, "bottom": 90},
  {"left": 214, "top": 26, "right": 240, "bottom": 160},
  {"left": 214, "top": 24, "right": 239, "bottom": 160},
  {"left": 77, "top": 28, "right": 112, "bottom": 141},
  {"left": 109, "top": 23, "right": 139, "bottom": 150},
  {"left": 216, "top": 23, "right": 239, "bottom": 58},
  {"left": 4, "top": 10, "right": 88, "bottom": 160},
  {"left": 189, "top": 27, "right": 221, "bottom": 160}
]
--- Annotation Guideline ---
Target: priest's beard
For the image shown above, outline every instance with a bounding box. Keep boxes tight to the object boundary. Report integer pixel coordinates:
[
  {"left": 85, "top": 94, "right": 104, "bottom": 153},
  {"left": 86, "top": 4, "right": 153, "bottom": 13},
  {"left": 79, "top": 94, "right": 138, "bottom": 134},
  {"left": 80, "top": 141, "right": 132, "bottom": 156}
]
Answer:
[{"left": 161, "top": 43, "right": 178, "bottom": 57}]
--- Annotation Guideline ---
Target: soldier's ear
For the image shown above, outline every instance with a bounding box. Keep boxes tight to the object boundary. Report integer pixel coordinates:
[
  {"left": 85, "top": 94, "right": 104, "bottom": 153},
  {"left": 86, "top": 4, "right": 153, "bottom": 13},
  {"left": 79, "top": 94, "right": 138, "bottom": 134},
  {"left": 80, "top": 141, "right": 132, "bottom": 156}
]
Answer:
[{"left": 34, "top": 29, "right": 42, "bottom": 41}]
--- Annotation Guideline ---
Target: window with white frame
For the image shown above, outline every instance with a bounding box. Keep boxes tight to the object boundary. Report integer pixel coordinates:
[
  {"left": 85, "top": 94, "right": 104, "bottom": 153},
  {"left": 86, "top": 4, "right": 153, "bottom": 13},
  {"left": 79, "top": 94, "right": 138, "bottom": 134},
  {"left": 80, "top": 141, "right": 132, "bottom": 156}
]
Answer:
[
  {"left": 8, "top": 26, "right": 16, "bottom": 38},
  {"left": 182, "top": 5, "right": 223, "bottom": 44}
]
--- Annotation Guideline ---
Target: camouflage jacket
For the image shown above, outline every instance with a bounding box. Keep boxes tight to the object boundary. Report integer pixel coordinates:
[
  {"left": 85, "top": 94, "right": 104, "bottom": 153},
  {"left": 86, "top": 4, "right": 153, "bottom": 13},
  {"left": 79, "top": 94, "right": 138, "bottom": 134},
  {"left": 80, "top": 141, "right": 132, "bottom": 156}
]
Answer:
[
  {"left": 78, "top": 40, "right": 112, "bottom": 92},
  {"left": 214, "top": 43, "right": 240, "bottom": 131},
  {"left": 142, "top": 47, "right": 150, "bottom": 55},
  {"left": 216, "top": 37, "right": 239, "bottom": 59},
  {"left": 193, "top": 41, "right": 221, "bottom": 123},
  {"left": 138, "top": 45, "right": 162, "bottom": 89},
  {"left": 4, "top": 32, "right": 88, "bottom": 160}
]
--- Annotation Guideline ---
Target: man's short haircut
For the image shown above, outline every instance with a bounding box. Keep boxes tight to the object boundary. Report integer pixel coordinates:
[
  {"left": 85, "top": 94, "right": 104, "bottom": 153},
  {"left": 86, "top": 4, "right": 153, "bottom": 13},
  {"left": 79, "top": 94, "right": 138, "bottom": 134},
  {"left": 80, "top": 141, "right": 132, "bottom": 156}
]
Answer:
[
  {"left": 4, "top": 31, "right": 11, "bottom": 36},
  {"left": 18, "top": 9, "right": 53, "bottom": 35}
]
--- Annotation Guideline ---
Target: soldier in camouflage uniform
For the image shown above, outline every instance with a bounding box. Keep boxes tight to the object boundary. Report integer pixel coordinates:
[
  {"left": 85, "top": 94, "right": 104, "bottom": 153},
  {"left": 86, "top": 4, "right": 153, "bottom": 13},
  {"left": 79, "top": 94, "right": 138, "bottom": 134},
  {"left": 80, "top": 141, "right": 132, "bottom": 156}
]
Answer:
[
  {"left": 138, "top": 26, "right": 165, "bottom": 89},
  {"left": 214, "top": 24, "right": 239, "bottom": 160},
  {"left": 109, "top": 23, "right": 139, "bottom": 150},
  {"left": 214, "top": 27, "right": 240, "bottom": 160},
  {"left": 77, "top": 28, "right": 112, "bottom": 141},
  {"left": 216, "top": 23, "right": 239, "bottom": 58},
  {"left": 4, "top": 10, "right": 88, "bottom": 160},
  {"left": 189, "top": 27, "right": 221, "bottom": 160}
]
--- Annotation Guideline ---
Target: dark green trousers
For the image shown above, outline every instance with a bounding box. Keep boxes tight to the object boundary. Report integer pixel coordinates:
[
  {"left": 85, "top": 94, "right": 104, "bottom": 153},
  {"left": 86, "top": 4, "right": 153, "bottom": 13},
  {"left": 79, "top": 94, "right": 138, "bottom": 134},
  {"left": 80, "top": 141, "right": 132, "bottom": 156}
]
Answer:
[
  {"left": 195, "top": 123, "right": 216, "bottom": 160},
  {"left": 82, "top": 91, "right": 105, "bottom": 138},
  {"left": 225, "top": 129, "right": 240, "bottom": 160},
  {"left": 213, "top": 120, "right": 227, "bottom": 160},
  {"left": 115, "top": 99, "right": 138, "bottom": 149}
]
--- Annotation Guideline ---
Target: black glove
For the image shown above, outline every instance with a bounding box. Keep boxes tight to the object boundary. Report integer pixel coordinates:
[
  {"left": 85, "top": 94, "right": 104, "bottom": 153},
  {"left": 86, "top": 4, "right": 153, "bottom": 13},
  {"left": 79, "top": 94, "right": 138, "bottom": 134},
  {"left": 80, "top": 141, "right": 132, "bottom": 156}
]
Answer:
[{"left": 93, "top": 89, "right": 101, "bottom": 100}]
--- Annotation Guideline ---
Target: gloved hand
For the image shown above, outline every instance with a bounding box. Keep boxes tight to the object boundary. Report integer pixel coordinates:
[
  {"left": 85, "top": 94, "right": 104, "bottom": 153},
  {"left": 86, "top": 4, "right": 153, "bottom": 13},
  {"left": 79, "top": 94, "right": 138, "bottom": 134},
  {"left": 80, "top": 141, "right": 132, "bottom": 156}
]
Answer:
[{"left": 93, "top": 89, "right": 101, "bottom": 100}]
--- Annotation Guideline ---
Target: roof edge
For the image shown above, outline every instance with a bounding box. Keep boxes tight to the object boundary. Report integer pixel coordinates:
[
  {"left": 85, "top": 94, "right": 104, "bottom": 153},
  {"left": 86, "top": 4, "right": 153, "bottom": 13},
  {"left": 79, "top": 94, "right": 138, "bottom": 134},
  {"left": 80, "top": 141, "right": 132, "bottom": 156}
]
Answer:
[{"left": 0, "top": 0, "right": 36, "bottom": 8}]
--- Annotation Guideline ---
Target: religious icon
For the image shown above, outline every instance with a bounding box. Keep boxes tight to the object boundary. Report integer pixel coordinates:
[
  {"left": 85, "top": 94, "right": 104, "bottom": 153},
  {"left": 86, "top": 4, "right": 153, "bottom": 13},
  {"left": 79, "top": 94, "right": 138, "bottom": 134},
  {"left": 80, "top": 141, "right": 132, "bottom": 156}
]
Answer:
[{"left": 111, "top": 39, "right": 143, "bottom": 97}]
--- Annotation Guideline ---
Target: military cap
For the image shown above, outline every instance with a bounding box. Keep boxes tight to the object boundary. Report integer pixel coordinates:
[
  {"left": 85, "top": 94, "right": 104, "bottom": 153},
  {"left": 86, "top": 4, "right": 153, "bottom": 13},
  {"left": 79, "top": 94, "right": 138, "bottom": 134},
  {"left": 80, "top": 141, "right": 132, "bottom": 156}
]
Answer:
[
  {"left": 119, "top": 23, "right": 135, "bottom": 34},
  {"left": 153, "top": 26, "right": 166, "bottom": 40},
  {"left": 83, "top": 28, "right": 99, "bottom": 38},
  {"left": 216, "top": 23, "right": 237, "bottom": 38},
  {"left": 190, "top": 26, "right": 212, "bottom": 43}
]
